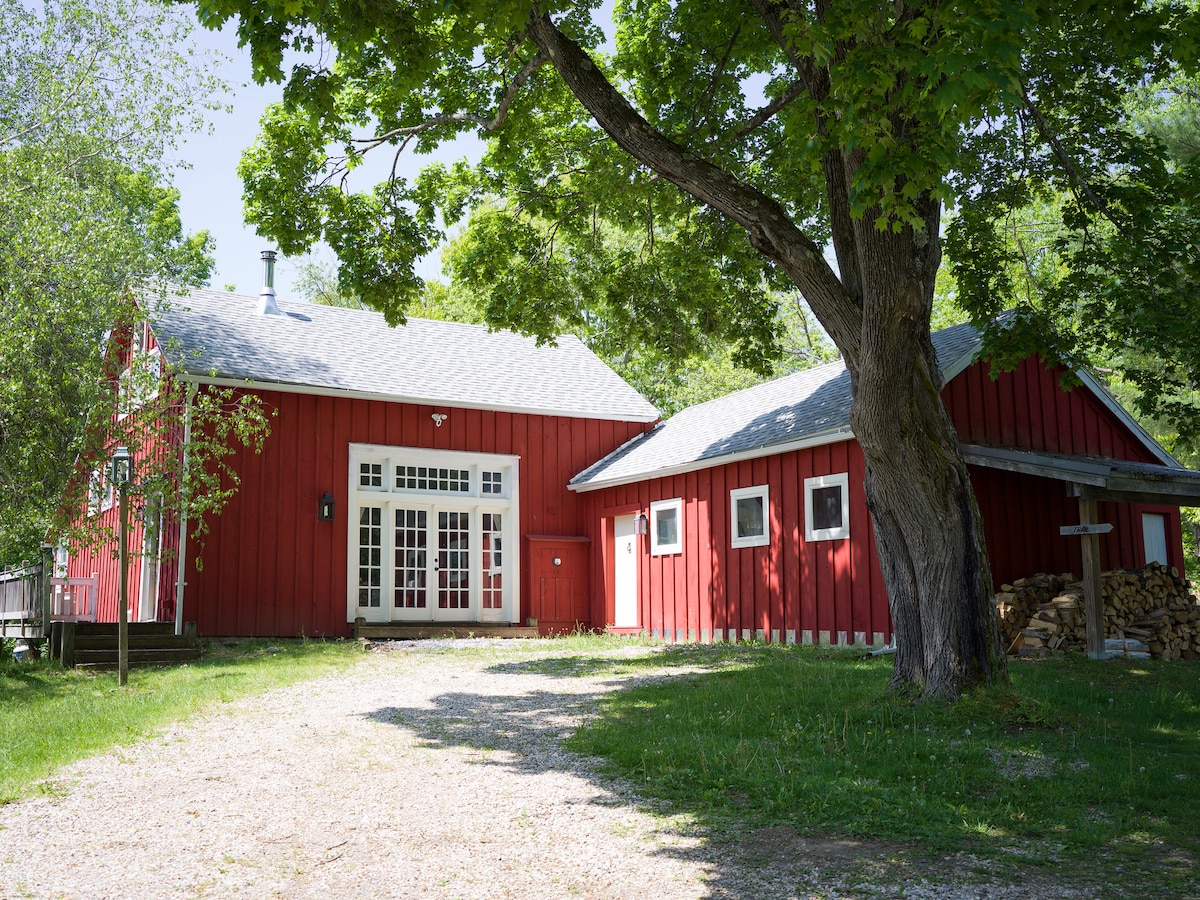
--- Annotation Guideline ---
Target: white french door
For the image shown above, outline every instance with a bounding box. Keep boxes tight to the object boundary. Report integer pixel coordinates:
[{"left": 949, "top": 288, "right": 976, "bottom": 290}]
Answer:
[{"left": 349, "top": 445, "right": 518, "bottom": 625}]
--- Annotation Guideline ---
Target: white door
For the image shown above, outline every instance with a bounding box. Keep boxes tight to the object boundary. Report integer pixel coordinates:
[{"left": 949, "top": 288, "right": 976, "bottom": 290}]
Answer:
[
  {"left": 614, "top": 515, "right": 638, "bottom": 627},
  {"left": 388, "top": 504, "right": 475, "bottom": 622},
  {"left": 138, "top": 494, "right": 163, "bottom": 622},
  {"left": 1143, "top": 513, "right": 1168, "bottom": 565}
]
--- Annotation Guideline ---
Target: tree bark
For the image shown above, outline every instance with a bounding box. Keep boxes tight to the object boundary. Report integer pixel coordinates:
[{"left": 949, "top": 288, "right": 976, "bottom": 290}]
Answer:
[{"left": 529, "top": 9, "right": 1008, "bottom": 699}]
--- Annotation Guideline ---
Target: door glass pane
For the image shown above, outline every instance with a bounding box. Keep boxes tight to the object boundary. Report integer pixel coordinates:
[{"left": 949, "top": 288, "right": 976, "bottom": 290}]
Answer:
[
  {"left": 358, "top": 506, "right": 382, "bottom": 608},
  {"left": 438, "top": 510, "right": 470, "bottom": 610},
  {"left": 394, "top": 508, "right": 428, "bottom": 608},
  {"left": 482, "top": 513, "right": 502, "bottom": 610}
]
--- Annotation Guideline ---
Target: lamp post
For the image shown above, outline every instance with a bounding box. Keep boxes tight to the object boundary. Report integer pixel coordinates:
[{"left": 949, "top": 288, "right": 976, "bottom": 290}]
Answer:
[{"left": 110, "top": 446, "right": 132, "bottom": 686}]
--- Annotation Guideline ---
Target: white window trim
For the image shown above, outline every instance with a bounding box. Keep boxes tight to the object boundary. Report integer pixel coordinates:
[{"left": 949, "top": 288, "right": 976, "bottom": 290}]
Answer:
[
  {"left": 805, "top": 472, "right": 850, "bottom": 542},
  {"left": 730, "top": 485, "right": 770, "bottom": 548},
  {"left": 650, "top": 497, "right": 683, "bottom": 556}
]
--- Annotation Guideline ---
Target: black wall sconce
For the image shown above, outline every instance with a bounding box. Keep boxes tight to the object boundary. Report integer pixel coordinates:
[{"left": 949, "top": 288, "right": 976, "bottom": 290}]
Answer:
[{"left": 319, "top": 492, "right": 336, "bottom": 521}]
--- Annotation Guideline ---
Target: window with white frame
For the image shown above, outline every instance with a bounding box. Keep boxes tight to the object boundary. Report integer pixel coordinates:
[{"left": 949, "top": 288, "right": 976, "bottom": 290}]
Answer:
[
  {"left": 805, "top": 473, "right": 849, "bottom": 541},
  {"left": 650, "top": 498, "right": 683, "bottom": 556},
  {"left": 730, "top": 485, "right": 770, "bottom": 548}
]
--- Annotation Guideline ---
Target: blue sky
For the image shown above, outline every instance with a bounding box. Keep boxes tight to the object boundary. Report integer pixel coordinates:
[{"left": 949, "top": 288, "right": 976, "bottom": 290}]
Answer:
[{"left": 169, "top": 22, "right": 469, "bottom": 301}]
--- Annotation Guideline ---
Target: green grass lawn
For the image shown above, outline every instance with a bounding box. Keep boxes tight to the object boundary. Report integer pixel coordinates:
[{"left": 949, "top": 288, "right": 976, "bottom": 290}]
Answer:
[
  {"left": 0, "top": 638, "right": 362, "bottom": 804},
  {"left": 565, "top": 645, "right": 1200, "bottom": 892}
]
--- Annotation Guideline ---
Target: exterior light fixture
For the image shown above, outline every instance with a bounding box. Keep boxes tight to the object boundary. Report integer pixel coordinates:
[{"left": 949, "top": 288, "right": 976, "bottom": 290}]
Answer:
[
  {"left": 431, "top": 413, "right": 447, "bottom": 427},
  {"left": 319, "top": 492, "right": 336, "bottom": 521},
  {"left": 634, "top": 514, "right": 649, "bottom": 536},
  {"left": 109, "top": 445, "right": 133, "bottom": 486}
]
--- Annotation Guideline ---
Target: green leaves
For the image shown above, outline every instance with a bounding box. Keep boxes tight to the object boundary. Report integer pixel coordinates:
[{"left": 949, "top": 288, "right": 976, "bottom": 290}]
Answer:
[{"left": 0, "top": 0, "right": 219, "bottom": 564}]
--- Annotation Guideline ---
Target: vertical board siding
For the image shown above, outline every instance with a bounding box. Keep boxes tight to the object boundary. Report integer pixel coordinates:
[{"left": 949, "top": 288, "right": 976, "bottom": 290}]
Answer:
[
  {"left": 171, "top": 392, "right": 649, "bottom": 637},
  {"left": 586, "top": 437, "right": 883, "bottom": 646},
  {"left": 579, "top": 355, "right": 1185, "bottom": 647}
]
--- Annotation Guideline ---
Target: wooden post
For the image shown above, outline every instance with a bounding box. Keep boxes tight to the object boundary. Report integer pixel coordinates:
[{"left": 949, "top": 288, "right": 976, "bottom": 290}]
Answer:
[
  {"left": 1079, "top": 499, "right": 1105, "bottom": 660},
  {"left": 40, "top": 545, "right": 52, "bottom": 643},
  {"left": 118, "top": 485, "right": 129, "bottom": 686}
]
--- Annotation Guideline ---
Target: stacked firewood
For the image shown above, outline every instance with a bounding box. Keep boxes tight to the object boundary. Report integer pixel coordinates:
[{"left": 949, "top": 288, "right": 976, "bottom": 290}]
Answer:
[{"left": 994, "top": 563, "right": 1200, "bottom": 659}]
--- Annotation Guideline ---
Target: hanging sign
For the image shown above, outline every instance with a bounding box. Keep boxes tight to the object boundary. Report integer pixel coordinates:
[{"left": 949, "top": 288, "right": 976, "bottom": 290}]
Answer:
[{"left": 1059, "top": 523, "right": 1114, "bottom": 536}]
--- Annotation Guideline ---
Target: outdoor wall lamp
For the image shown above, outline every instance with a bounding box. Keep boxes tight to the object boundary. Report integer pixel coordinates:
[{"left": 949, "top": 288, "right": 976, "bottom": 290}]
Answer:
[
  {"left": 109, "top": 445, "right": 133, "bottom": 486},
  {"left": 634, "top": 513, "right": 649, "bottom": 536},
  {"left": 319, "top": 492, "right": 336, "bottom": 522},
  {"left": 431, "top": 412, "right": 447, "bottom": 427}
]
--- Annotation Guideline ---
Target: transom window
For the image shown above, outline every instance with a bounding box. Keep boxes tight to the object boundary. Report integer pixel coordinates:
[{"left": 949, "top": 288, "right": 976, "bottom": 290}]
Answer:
[
  {"left": 481, "top": 471, "right": 503, "bottom": 494},
  {"left": 359, "top": 462, "right": 383, "bottom": 488},
  {"left": 396, "top": 465, "right": 469, "bottom": 493}
]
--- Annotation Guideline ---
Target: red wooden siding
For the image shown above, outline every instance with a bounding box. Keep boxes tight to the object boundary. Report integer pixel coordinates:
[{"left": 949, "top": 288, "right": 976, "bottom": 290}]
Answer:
[
  {"left": 581, "top": 437, "right": 889, "bottom": 646},
  {"left": 579, "top": 354, "right": 1185, "bottom": 645},
  {"left": 944, "top": 356, "right": 1160, "bottom": 464},
  {"left": 168, "top": 390, "right": 646, "bottom": 637}
]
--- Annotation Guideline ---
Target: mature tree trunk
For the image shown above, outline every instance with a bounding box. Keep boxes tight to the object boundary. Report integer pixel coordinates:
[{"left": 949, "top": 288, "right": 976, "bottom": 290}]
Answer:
[
  {"left": 530, "top": 11, "right": 1009, "bottom": 699},
  {"left": 843, "top": 200, "right": 1007, "bottom": 697}
]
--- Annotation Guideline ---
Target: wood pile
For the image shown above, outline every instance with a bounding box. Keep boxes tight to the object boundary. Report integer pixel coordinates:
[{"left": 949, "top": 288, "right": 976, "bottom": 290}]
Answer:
[{"left": 994, "top": 563, "right": 1200, "bottom": 659}]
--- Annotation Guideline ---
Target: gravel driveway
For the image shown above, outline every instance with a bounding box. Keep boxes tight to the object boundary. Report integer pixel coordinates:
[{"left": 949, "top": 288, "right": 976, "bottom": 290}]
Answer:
[{"left": 0, "top": 642, "right": 1084, "bottom": 899}]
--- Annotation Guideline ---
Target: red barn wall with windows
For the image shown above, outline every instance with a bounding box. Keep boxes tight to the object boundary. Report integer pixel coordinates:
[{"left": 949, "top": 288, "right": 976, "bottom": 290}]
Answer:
[
  {"left": 167, "top": 389, "right": 648, "bottom": 637},
  {"left": 578, "top": 355, "right": 1184, "bottom": 644}
]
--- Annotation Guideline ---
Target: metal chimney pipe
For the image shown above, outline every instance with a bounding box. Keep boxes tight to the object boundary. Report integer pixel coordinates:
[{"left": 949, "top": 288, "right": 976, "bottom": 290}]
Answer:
[{"left": 257, "top": 249, "right": 284, "bottom": 316}]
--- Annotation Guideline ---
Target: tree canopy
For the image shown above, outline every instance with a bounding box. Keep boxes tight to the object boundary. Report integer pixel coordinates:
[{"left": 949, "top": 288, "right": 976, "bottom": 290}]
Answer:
[
  {"left": 198, "top": 0, "right": 1200, "bottom": 697},
  {"left": 0, "top": 0, "right": 220, "bottom": 564}
]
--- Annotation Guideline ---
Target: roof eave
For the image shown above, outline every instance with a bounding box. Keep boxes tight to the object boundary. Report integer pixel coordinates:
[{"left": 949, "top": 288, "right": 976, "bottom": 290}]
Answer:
[
  {"left": 173, "top": 372, "right": 661, "bottom": 424},
  {"left": 569, "top": 427, "right": 856, "bottom": 493}
]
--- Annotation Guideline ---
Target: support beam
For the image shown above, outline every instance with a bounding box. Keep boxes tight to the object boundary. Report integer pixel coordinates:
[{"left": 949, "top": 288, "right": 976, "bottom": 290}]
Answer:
[{"left": 1078, "top": 498, "right": 1106, "bottom": 660}]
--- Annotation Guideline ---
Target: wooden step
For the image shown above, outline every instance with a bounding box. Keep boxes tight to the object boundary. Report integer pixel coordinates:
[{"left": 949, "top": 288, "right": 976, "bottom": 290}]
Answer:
[
  {"left": 73, "top": 646, "right": 202, "bottom": 669},
  {"left": 355, "top": 622, "right": 540, "bottom": 640},
  {"left": 73, "top": 634, "right": 199, "bottom": 651},
  {"left": 70, "top": 622, "right": 177, "bottom": 637}
]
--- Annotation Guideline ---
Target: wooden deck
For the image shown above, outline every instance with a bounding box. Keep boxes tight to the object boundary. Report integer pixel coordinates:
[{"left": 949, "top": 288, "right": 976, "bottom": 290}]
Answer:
[{"left": 353, "top": 620, "right": 540, "bottom": 641}]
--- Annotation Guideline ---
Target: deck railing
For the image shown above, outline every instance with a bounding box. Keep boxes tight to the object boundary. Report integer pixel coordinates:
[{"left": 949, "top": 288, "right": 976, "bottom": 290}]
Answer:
[{"left": 0, "top": 562, "right": 98, "bottom": 639}]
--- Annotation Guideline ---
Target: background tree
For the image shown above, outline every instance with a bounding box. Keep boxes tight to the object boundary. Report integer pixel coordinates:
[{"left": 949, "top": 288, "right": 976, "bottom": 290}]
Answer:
[
  {"left": 201, "top": 0, "right": 1199, "bottom": 698},
  {"left": 0, "top": 0, "right": 221, "bottom": 565}
]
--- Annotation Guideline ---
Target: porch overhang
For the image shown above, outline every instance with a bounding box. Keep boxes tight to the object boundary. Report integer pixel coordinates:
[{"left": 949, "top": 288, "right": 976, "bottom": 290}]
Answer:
[{"left": 961, "top": 444, "right": 1200, "bottom": 508}]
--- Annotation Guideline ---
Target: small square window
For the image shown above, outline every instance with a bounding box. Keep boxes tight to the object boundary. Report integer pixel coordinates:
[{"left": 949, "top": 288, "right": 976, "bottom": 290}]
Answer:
[
  {"left": 360, "top": 462, "right": 383, "bottom": 488},
  {"left": 730, "top": 485, "right": 770, "bottom": 548},
  {"left": 650, "top": 498, "right": 683, "bottom": 556},
  {"left": 805, "top": 473, "right": 849, "bottom": 541}
]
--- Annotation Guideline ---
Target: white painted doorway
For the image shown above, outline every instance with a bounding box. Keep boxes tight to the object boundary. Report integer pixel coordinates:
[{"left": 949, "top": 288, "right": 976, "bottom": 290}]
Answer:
[
  {"left": 138, "top": 494, "right": 163, "bottom": 622},
  {"left": 614, "top": 515, "right": 639, "bottom": 627},
  {"left": 1143, "top": 513, "right": 1168, "bottom": 565}
]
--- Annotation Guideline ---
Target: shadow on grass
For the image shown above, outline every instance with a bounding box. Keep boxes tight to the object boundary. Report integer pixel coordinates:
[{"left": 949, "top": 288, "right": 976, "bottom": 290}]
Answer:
[{"left": 362, "top": 644, "right": 1200, "bottom": 898}]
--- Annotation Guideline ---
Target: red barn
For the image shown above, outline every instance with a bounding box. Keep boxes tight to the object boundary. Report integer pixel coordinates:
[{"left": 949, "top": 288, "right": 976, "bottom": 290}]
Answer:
[
  {"left": 570, "top": 323, "right": 1200, "bottom": 646},
  {"left": 67, "top": 290, "right": 1200, "bottom": 646},
  {"left": 64, "top": 284, "right": 658, "bottom": 638}
]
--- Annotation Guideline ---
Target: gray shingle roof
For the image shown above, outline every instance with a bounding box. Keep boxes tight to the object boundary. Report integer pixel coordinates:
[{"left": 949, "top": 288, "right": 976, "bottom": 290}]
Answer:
[
  {"left": 570, "top": 322, "right": 984, "bottom": 490},
  {"left": 150, "top": 288, "right": 659, "bottom": 422}
]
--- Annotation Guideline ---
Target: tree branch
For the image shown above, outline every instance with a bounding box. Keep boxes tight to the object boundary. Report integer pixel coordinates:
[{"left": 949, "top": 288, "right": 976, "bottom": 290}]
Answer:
[
  {"left": 527, "top": 9, "right": 862, "bottom": 361},
  {"left": 1021, "top": 85, "right": 1130, "bottom": 236},
  {"left": 352, "top": 49, "right": 548, "bottom": 152},
  {"left": 745, "top": 0, "right": 862, "bottom": 306}
]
